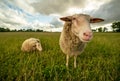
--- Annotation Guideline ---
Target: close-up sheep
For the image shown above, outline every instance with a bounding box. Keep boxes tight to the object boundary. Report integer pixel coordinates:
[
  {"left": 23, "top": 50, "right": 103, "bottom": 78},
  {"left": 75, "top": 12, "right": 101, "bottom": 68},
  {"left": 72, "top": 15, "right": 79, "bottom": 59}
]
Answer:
[
  {"left": 59, "top": 14, "right": 104, "bottom": 68},
  {"left": 21, "top": 38, "right": 42, "bottom": 52}
]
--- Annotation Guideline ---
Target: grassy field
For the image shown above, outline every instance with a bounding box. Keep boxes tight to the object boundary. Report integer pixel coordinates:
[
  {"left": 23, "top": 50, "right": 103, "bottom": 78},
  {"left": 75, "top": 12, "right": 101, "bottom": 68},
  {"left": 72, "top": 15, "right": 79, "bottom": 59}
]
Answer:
[{"left": 0, "top": 32, "right": 120, "bottom": 81}]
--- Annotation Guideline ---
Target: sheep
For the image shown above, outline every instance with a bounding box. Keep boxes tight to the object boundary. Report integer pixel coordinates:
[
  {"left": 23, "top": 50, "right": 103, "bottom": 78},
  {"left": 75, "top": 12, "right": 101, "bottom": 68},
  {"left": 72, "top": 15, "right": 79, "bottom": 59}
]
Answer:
[
  {"left": 59, "top": 14, "right": 104, "bottom": 68},
  {"left": 21, "top": 38, "right": 42, "bottom": 52}
]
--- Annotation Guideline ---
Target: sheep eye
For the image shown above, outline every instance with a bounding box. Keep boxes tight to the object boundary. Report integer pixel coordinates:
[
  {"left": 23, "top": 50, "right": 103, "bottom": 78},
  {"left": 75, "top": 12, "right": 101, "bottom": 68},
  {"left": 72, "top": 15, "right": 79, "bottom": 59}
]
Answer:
[
  {"left": 72, "top": 18, "right": 76, "bottom": 20},
  {"left": 33, "top": 45, "right": 36, "bottom": 47}
]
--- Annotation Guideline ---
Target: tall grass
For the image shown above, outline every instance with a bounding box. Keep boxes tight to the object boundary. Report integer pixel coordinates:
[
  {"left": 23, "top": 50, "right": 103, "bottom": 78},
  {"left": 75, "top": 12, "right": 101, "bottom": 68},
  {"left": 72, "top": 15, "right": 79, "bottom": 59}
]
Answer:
[{"left": 0, "top": 32, "right": 120, "bottom": 81}]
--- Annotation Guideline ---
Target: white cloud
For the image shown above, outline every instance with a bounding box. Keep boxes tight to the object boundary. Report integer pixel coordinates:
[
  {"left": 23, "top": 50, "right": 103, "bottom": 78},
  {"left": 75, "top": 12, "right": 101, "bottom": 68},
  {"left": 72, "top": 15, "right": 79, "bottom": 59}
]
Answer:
[
  {"left": 0, "top": 0, "right": 119, "bottom": 32},
  {"left": 51, "top": 27, "right": 63, "bottom": 32},
  {"left": 66, "top": 7, "right": 83, "bottom": 15},
  {"left": 14, "top": 0, "right": 35, "bottom": 14}
]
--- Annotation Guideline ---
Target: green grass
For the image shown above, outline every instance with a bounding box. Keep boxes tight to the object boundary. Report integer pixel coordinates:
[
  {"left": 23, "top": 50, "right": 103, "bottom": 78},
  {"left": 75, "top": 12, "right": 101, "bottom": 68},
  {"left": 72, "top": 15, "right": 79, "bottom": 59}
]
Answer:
[{"left": 0, "top": 32, "right": 120, "bottom": 81}]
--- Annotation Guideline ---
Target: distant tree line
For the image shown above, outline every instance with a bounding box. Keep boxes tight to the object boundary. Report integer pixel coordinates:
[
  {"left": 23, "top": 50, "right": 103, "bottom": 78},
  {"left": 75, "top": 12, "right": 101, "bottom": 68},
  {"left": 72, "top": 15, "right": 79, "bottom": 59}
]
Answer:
[
  {"left": 0, "top": 21, "right": 120, "bottom": 32},
  {"left": 0, "top": 27, "right": 10, "bottom": 32},
  {"left": 0, "top": 27, "right": 43, "bottom": 32},
  {"left": 92, "top": 21, "right": 120, "bottom": 32},
  {"left": 92, "top": 27, "right": 108, "bottom": 32},
  {"left": 111, "top": 21, "right": 120, "bottom": 32}
]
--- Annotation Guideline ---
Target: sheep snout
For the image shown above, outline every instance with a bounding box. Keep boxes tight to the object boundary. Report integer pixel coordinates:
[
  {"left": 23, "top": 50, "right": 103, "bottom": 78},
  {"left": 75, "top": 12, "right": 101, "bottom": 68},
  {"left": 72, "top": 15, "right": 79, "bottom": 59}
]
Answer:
[
  {"left": 36, "top": 43, "right": 42, "bottom": 51},
  {"left": 82, "top": 31, "right": 93, "bottom": 41}
]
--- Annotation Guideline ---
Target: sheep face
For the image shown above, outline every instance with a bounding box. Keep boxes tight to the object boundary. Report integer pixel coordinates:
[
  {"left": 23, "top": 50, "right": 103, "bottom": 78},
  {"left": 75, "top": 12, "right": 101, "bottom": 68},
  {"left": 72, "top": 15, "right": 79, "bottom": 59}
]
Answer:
[
  {"left": 30, "top": 40, "right": 42, "bottom": 52},
  {"left": 71, "top": 14, "right": 93, "bottom": 42},
  {"left": 60, "top": 14, "right": 104, "bottom": 42},
  {"left": 35, "top": 42, "right": 42, "bottom": 51}
]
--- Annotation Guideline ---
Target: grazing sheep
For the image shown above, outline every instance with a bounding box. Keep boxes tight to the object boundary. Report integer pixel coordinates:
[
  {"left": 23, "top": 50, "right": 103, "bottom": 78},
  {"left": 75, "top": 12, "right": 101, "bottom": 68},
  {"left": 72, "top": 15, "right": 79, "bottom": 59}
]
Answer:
[
  {"left": 21, "top": 38, "right": 42, "bottom": 52},
  {"left": 59, "top": 14, "right": 104, "bottom": 68}
]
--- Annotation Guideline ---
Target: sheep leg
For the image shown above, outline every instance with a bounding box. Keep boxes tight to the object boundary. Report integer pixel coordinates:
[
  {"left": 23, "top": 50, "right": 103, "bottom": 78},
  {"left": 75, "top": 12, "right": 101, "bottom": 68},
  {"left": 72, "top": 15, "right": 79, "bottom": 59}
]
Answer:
[
  {"left": 74, "top": 55, "right": 77, "bottom": 68},
  {"left": 66, "top": 55, "right": 69, "bottom": 68}
]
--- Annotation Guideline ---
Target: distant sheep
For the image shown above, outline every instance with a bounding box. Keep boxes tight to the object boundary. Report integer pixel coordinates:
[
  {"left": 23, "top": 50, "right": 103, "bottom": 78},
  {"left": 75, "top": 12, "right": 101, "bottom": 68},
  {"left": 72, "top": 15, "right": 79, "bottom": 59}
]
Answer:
[
  {"left": 21, "top": 38, "right": 42, "bottom": 52},
  {"left": 59, "top": 14, "right": 104, "bottom": 68}
]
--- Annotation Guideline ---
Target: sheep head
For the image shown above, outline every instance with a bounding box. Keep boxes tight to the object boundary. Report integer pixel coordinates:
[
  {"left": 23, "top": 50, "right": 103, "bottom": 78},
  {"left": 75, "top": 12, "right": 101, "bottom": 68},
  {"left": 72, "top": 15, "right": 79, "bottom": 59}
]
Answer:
[
  {"left": 60, "top": 14, "right": 104, "bottom": 42},
  {"left": 29, "top": 39, "right": 42, "bottom": 52}
]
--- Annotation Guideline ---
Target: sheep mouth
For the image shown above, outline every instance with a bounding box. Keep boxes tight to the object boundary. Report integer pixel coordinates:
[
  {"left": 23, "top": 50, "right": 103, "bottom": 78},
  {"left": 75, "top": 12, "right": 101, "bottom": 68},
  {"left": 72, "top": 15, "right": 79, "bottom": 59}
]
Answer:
[
  {"left": 79, "top": 37, "right": 92, "bottom": 43},
  {"left": 83, "top": 39, "right": 91, "bottom": 42}
]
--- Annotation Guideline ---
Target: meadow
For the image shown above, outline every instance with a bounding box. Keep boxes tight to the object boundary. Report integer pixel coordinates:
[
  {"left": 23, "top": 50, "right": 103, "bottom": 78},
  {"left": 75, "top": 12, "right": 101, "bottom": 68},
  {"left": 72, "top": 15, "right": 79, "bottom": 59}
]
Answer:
[{"left": 0, "top": 32, "right": 120, "bottom": 81}]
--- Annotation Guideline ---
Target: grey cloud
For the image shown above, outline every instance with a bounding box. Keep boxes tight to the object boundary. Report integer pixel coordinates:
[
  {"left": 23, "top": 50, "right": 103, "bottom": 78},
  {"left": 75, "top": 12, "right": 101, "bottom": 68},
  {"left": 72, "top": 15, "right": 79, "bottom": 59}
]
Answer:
[
  {"left": 31, "top": 0, "right": 87, "bottom": 15},
  {"left": 31, "top": 0, "right": 120, "bottom": 27},
  {"left": 50, "top": 17, "right": 63, "bottom": 27},
  {"left": 0, "top": 19, "right": 22, "bottom": 25},
  {"left": 91, "top": 0, "right": 120, "bottom": 24}
]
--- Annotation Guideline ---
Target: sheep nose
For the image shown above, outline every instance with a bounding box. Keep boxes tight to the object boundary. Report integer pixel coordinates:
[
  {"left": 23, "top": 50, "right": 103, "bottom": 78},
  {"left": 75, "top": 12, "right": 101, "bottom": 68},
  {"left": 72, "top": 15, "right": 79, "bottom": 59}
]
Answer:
[{"left": 83, "top": 31, "right": 93, "bottom": 38}]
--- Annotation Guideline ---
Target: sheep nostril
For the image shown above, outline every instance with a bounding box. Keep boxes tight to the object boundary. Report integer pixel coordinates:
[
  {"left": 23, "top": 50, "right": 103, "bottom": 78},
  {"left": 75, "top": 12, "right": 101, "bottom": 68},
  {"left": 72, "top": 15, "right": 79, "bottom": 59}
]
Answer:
[
  {"left": 83, "top": 32, "right": 92, "bottom": 38},
  {"left": 83, "top": 33, "right": 88, "bottom": 36},
  {"left": 83, "top": 33, "right": 86, "bottom": 36}
]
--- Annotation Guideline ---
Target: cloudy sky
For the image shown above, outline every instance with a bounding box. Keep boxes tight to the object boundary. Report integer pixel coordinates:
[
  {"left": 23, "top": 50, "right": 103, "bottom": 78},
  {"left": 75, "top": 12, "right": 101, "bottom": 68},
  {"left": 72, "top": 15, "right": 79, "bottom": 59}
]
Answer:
[{"left": 0, "top": 0, "right": 120, "bottom": 31}]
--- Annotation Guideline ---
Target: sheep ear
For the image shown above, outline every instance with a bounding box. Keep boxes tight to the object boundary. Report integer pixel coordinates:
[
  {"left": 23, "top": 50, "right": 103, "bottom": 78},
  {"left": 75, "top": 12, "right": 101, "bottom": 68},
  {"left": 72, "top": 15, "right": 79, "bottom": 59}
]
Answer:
[
  {"left": 90, "top": 18, "right": 104, "bottom": 23},
  {"left": 60, "top": 16, "right": 72, "bottom": 22},
  {"left": 36, "top": 39, "right": 40, "bottom": 42}
]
